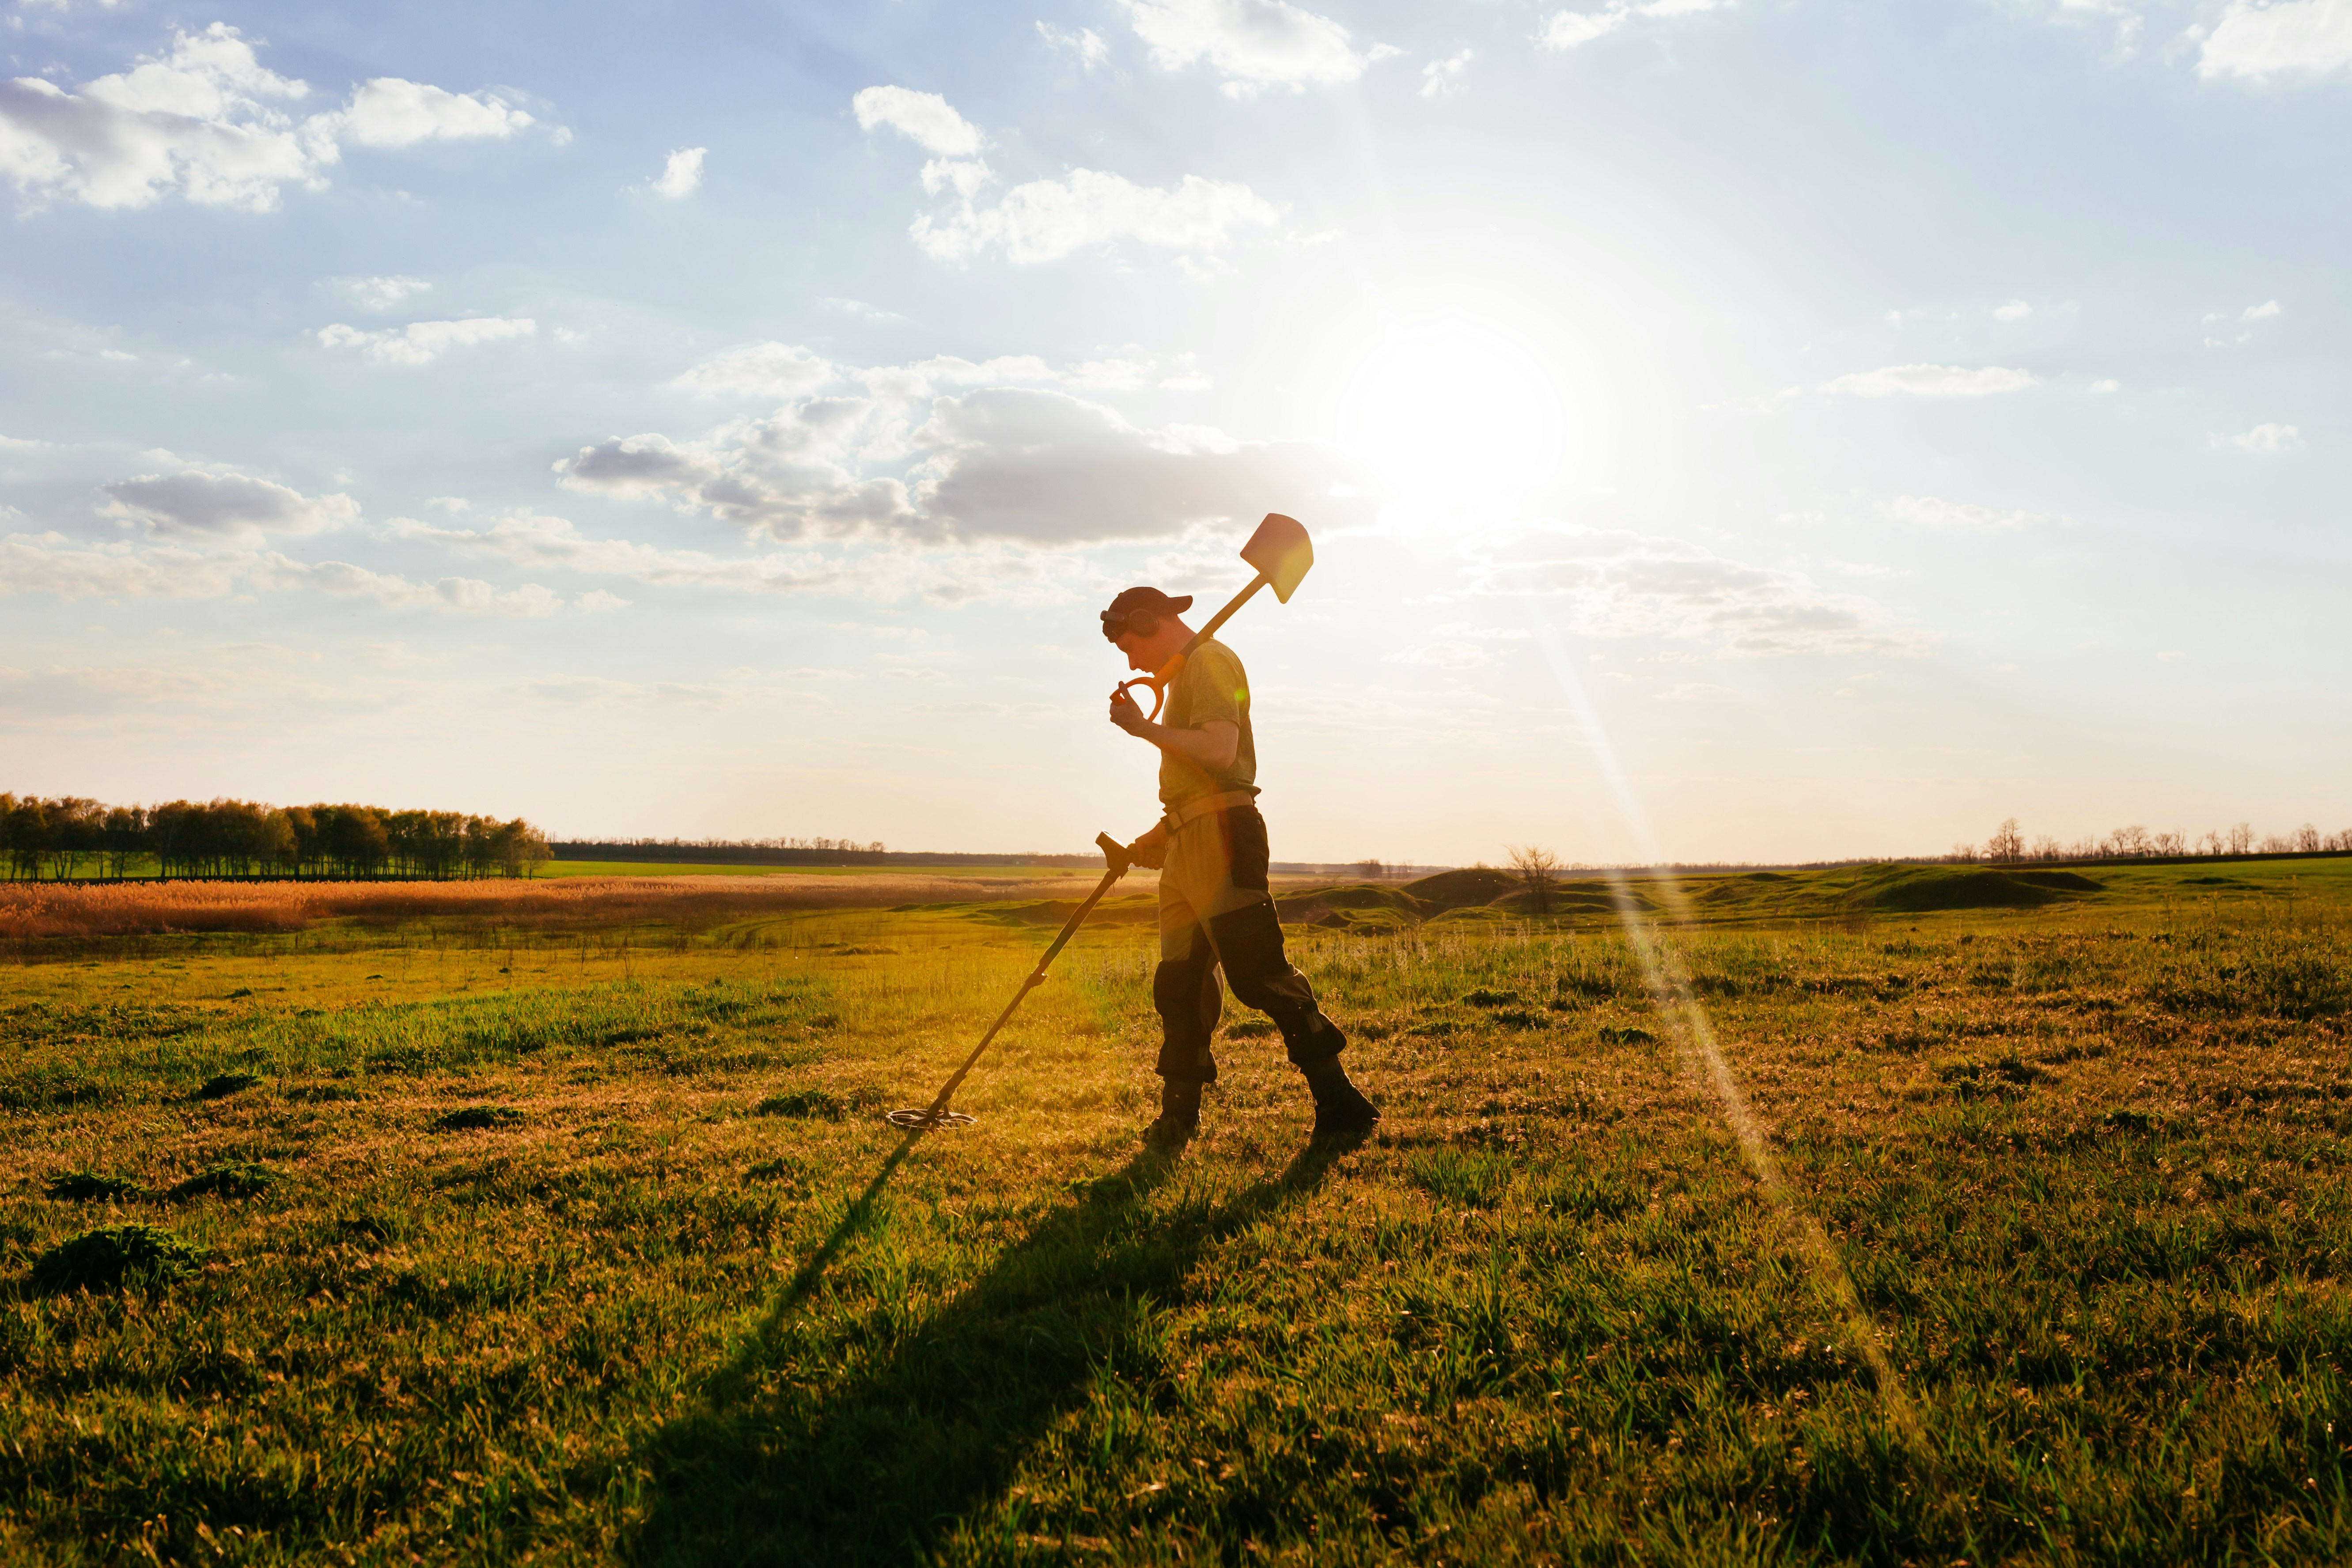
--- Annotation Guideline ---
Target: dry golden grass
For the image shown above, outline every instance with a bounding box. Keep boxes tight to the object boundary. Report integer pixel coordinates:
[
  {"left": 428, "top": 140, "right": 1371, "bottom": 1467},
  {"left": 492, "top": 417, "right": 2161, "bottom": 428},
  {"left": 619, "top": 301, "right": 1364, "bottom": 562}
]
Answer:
[{"left": 0, "top": 871, "right": 1134, "bottom": 943}]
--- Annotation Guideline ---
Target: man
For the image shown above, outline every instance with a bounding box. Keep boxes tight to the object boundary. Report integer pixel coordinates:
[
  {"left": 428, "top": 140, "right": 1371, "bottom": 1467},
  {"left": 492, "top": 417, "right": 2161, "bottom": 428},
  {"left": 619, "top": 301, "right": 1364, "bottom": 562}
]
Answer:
[{"left": 1102, "top": 584, "right": 1379, "bottom": 1153}]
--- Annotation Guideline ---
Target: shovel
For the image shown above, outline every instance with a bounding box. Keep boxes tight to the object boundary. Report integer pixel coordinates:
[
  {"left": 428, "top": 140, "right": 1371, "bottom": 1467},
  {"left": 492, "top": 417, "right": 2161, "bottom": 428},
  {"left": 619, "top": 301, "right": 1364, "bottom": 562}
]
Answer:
[{"left": 1114, "top": 512, "right": 1313, "bottom": 722}]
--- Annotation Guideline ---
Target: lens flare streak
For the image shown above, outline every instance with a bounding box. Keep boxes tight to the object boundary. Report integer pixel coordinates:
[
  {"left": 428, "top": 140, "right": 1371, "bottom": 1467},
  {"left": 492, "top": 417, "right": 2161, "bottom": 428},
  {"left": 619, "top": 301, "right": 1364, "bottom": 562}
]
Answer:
[{"left": 1534, "top": 625, "right": 1931, "bottom": 1459}]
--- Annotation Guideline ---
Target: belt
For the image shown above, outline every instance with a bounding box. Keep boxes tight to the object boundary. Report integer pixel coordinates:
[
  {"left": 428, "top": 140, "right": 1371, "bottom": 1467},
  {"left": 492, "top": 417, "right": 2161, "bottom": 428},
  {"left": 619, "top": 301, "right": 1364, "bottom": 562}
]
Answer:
[{"left": 1163, "top": 790, "right": 1257, "bottom": 833}]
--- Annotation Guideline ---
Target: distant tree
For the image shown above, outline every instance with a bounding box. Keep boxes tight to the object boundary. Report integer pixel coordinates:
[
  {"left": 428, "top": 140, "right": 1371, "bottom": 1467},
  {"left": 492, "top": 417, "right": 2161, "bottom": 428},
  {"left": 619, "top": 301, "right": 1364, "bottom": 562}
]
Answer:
[
  {"left": 2030, "top": 835, "right": 2062, "bottom": 861},
  {"left": 2294, "top": 823, "right": 2321, "bottom": 853},
  {"left": 1986, "top": 818, "right": 2024, "bottom": 863},
  {"left": 1948, "top": 841, "right": 1979, "bottom": 864},
  {"left": 2151, "top": 830, "right": 2185, "bottom": 856},
  {"left": 2227, "top": 822, "right": 2254, "bottom": 855},
  {"left": 1356, "top": 858, "right": 1386, "bottom": 881},
  {"left": 101, "top": 805, "right": 146, "bottom": 879},
  {"left": 1507, "top": 845, "right": 1560, "bottom": 914}
]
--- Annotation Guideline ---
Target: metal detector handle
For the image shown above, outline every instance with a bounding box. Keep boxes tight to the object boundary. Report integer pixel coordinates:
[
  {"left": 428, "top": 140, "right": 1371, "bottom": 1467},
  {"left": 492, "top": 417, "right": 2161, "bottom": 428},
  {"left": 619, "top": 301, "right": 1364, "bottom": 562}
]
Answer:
[
  {"left": 1112, "top": 672, "right": 1169, "bottom": 723},
  {"left": 1107, "top": 572, "right": 1270, "bottom": 725}
]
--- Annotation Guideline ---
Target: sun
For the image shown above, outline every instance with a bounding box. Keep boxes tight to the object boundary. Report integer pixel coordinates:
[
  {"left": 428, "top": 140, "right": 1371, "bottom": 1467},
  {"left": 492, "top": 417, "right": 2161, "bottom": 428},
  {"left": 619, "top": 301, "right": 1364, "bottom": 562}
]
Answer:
[{"left": 1339, "top": 325, "right": 1565, "bottom": 505}]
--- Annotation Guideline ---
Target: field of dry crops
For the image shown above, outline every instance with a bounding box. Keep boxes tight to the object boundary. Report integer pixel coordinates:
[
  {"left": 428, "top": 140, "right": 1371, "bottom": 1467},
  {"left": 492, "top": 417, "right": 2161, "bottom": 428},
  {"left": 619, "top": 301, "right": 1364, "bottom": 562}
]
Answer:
[{"left": 0, "top": 871, "right": 1133, "bottom": 945}]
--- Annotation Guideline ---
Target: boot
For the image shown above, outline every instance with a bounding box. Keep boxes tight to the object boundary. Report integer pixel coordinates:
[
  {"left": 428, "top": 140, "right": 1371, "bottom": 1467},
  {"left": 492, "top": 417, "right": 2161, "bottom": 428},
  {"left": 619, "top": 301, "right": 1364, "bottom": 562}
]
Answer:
[
  {"left": 1143, "top": 1077, "right": 1202, "bottom": 1155},
  {"left": 1304, "top": 1058, "right": 1379, "bottom": 1142}
]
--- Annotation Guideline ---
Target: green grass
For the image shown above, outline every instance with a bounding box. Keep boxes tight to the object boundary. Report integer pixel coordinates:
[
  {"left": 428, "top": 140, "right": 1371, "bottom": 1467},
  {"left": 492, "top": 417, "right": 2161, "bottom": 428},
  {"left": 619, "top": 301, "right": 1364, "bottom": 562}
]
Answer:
[{"left": 0, "top": 859, "right": 2348, "bottom": 1563}]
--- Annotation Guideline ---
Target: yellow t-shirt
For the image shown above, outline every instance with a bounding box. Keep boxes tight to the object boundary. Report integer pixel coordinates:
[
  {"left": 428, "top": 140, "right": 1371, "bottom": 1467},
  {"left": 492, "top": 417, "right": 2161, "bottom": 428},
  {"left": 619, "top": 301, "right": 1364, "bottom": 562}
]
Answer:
[{"left": 1159, "top": 638, "right": 1257, "bottom": 807}]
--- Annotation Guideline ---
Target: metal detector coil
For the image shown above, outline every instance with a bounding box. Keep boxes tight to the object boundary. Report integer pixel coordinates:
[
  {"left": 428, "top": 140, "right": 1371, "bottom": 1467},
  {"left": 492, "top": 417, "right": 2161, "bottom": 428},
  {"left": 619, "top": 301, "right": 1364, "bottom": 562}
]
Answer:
[{"left": 884, "top": 1107, "right": 977, "bottom": 1130}]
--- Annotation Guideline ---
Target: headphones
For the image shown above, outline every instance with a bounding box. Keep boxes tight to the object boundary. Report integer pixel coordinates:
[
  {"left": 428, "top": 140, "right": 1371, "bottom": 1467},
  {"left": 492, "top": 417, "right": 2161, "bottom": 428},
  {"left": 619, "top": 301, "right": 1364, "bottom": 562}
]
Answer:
[{"left": 1100, "top": 606, "right": 1159, "bottom": 641}]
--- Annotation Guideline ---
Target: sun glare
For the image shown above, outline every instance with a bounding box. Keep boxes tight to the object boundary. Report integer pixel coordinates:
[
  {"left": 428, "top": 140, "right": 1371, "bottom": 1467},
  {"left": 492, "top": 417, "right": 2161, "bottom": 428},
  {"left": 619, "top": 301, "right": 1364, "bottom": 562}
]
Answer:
[{"left": 1339, "top": 326, "right": 1565, "bottom": 504}]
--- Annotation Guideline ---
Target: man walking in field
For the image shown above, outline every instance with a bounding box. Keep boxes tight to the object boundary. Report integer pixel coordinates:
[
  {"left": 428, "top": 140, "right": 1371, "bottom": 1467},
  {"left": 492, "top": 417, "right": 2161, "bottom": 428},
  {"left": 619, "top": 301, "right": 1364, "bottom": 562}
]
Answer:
[{"left": 1104, "top": 586, "right": 1379, "bottom": 1154}]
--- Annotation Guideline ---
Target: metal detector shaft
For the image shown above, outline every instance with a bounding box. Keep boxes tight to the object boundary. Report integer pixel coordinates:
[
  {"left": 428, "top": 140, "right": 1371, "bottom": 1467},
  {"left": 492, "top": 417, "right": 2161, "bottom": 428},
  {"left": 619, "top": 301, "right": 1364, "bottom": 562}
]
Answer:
[{"left": 885, "top": 832, "right": 1133, "bottom": 1130}]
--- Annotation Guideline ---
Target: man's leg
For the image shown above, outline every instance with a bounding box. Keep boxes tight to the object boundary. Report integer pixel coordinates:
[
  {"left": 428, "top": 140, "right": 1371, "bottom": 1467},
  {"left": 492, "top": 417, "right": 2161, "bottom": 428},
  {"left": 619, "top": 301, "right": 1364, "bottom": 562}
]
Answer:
[
  {"left": 1146, "top": 872, "right": 1221, "bottom": 1151},
  {"left": 1193, "top": 807, "right": 1378, "bottom": 1140}
]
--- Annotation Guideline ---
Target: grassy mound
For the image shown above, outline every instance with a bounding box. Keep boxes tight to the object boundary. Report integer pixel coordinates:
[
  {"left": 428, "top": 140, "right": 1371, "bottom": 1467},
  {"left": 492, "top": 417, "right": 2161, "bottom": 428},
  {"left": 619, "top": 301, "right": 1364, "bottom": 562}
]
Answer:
[
  {"left": 197, "top": 1071, "right": 264, "bottom": 1099},
  {"left": 31, "top": 1224, "right": 204, "bottom": 1294},
  {"left": 1401, "top": 867, "right": 1519, "bottom": 912},
  {"left": 1275, "top": 883, "right": 1426, "bottom": 932},
  {"left": 168, "top": 1162, "right": 275, "bottom": 1200},
  {"left": 2011, "top": 869, "right": 2102, "bottom": 891},
  {"left": 754, "top": 1089, "right": 848, "bottom": 1120},
  {"left": 46, "top": 1170, "right": 140, "bottom": 1202},
  {"left": 1844, "top": 864, "right": 2084, "bottom": 913},
  {"left": 432, "top": 1106, "right": 524, "bottom": 1132}
]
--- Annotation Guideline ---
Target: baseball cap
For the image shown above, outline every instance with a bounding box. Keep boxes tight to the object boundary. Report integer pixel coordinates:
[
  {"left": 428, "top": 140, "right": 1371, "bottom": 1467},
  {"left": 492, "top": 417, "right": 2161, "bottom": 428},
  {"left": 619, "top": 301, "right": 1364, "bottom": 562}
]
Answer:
[{"left": 1100, "top": 586, "right": 1193, "bottom": 641}]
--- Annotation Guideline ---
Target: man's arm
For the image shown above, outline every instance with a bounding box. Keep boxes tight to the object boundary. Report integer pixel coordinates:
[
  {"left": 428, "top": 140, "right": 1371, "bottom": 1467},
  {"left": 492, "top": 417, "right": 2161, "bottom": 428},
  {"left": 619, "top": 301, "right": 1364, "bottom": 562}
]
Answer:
[{"left": 1108, "top": 693, "right": 1240, "bottom": 770}]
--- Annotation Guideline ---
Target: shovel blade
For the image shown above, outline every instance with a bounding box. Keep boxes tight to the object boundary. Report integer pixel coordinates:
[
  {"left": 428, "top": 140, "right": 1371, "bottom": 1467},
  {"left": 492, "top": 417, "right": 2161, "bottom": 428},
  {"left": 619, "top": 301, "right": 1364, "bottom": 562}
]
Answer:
[{"left": 1241, "top": 513, "right": 1313, "bottom": 603}]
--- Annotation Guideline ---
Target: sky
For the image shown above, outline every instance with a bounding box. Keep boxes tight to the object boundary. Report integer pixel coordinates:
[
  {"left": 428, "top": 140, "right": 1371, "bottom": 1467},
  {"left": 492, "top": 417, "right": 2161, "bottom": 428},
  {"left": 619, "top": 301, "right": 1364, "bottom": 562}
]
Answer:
[{"left": 1, "top": 0, "right": 2346, "bottom": 866}]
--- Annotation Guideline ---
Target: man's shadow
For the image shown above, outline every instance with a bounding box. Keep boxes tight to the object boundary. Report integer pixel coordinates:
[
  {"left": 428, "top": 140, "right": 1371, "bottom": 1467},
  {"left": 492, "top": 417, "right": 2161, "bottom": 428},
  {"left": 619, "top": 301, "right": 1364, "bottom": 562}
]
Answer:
[{"left": 625, "top": 1132, "right": 1353, "bottom": 1566}]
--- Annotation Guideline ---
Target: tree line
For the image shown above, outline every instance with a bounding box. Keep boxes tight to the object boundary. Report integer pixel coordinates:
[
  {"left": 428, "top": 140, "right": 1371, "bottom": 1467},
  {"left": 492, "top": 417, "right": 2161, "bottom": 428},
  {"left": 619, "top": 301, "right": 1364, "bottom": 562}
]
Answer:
[
  {"left": 1961, "top": 818, "right": 2352, "bottom": 864},
  {"left": 0, "top": 793, "right": 552, "bottom": 882}
]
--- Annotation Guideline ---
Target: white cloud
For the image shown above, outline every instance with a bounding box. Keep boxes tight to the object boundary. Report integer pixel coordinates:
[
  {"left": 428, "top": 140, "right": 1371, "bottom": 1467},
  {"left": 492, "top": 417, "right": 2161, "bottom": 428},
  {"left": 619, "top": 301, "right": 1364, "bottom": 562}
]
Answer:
[
  {"left": 318, "top": 316, "right": 537, "bottom": 367},
  {"left": 912, "top": 167, "right": 1278, "bottom": 264},
  {"left": 1821, "top": 364, "right": 2038, "bottom": 397},
  {"left": 550, "top": 346, "right": 1368, "bottom": 549},
  {"left": 668, "top": 342, "right": 1210, "bottom": 404},
  {"left": 341, "top": 274, "right": 431, "bottom": 311},
  {"left": 1655, "top": 682, "right": 1734, "bottom": 701},
  {"left": 2202, "top": 299, "right": 2283, "bottom": 346},
  {"left": 389, "top": 509, "right": 1099, "bottom": 606},
  {"left": 651, "top": 145, "right": 705, "bottom": 198},
  {"left": 1, "top": 531, "right": 247, "bottom": 598},
  {"left": 854, "top": 83, "right": 1274, "bottom": 267},
  {"left": 1890, "top": 495, "right": 2050, "bottom": 530},
  {"left": 323, "top": 76, "right": 532, "bottom": 148},
  {"left": 99, "top": 469, "right": 358, "bottom": 545},
  {"left": 1420, "top": 49, "right": 1473, "bottom": 97},
  {"left": 1117, "top": 0, "right": 1390, "bottom": 92},
  {"left": 0, "top": 527, "right": 572, "bottom": 614},
  {"left": 1038, "top": 21, "right": 1112, "bottom": 68},
  {"left": 2198, "top": 0, "right": 2352, "bottom": 79},
  {"left": 2043, "top": 0, "right": 2144, "bottom": 51},
  {"left": 1538, "top": 0, "right": 1725, "bottom": 51},
  {"left": 1993, "top": 299, "right": 2033, "bottom": 322},
  {"left": 852, "top": 85, "right": 982, "bottom": 156},
  {"left": 1465, "top": 522, "right": 1916, "bottom": 658},
  {"left": 2212, "top": 422, "right": 2300, "bottom": 454},
  {"left": 821, "top": 296, "right": 908, "bottom": 322},
  {"left": 0, "top": 24, "right": 535, "bottom": 212},
  {"left": 668, "top": 341, "right": 837, "bottom": 398},
  {"left": 2090, "top": 378, "right": 2120, "bottom": 393}
]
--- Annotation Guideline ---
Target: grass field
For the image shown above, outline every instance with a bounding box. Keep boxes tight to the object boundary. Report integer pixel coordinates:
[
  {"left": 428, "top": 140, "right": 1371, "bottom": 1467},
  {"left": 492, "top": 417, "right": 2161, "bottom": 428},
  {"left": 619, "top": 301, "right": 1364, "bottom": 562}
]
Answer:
[{"left": 2, "top": 856, "right": 2348, "bottom": 1564}]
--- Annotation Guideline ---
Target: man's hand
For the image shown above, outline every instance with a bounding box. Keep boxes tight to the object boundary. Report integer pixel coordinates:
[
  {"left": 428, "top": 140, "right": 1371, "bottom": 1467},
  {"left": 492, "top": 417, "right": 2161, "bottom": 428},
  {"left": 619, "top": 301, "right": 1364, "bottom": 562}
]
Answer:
[
  {"left": 1108, "top": 688, "right": 1152, "bottom": 736},
  {"left": 1128, "top": 822, "right": 1169, "bottom": 870}
]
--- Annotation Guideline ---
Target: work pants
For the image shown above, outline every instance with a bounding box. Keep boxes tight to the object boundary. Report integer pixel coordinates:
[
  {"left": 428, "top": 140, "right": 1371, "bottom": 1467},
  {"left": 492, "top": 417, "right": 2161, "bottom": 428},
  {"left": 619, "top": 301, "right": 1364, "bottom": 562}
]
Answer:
[{"left": 1153, "top": 803, "right": 1346, "bottom": 1083}]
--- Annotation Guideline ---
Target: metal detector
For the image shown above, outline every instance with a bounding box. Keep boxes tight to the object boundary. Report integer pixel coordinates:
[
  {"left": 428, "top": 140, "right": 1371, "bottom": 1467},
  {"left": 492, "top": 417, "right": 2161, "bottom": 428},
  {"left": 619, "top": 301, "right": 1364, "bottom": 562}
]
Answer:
[{"left": 885, "top": 833, "right": 1133, "bottom": 1129}]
